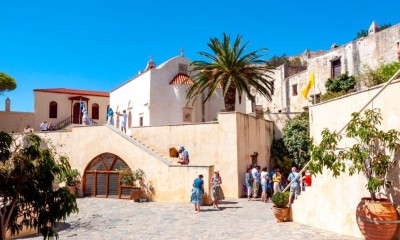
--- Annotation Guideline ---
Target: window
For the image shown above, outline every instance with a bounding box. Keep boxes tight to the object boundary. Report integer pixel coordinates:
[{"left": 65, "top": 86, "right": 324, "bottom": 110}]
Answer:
[
  {"left": 292, "top": 84, "right": 298, "bottom": 96},
  {"left": 139, "top": 116, "right": 143, "bottom": 126},
  {"left": 331, "top": 59, "right": 341, "bottom": 79},
  {"left": 92, "top": 104, "right": 99, "bottom": 120},
  {"left": 49, "top": 101, "right": 57, "bottom": 118},
  {"left": 178, "top": 64, "right": 187, "bottom": 73}
]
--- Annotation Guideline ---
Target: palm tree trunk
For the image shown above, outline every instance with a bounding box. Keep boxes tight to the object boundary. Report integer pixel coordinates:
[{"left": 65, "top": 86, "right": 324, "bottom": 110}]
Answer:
[{"left": 224, "top": 85, "right": 236, "bottom": 112}]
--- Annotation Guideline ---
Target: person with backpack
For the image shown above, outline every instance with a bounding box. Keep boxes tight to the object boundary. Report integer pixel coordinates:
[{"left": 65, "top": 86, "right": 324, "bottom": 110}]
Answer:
[{"left": 287, "top": 167, "right": 301, "bottom": 204}]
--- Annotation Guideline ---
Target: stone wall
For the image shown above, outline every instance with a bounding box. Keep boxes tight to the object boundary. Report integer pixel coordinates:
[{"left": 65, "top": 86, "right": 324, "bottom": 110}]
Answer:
[
  {"left": 262, "top": 22, "right": 400, "bottom": 114},
  {"left": 35, "top": 112, "right": 273, "bottom": 202},
  {"left": 0, "top": 111, "right": 34, "bottom": 133}
]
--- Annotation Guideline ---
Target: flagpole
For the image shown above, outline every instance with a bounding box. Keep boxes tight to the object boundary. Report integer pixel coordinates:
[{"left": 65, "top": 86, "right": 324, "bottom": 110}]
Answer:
[
  {"left": 79, "top": 98, "right": 81, "bottom": 124},
  {"left": 313, "top": 77, "right": 316, "bottom": 105}
]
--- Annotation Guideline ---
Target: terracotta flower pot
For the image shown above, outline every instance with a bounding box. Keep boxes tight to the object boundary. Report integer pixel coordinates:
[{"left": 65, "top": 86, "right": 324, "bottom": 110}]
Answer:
[
  {"left": 356, "top": 198, "right": 398, "bottom": 240},
  {"left": 271, "top": 206, "right": 289, "bottom": 222},
  {"left": 67, "top": 185, "right": 77, "bottom": 196},
  {"left": 131, "top": 187, "right": 141, "bottom": 202}
]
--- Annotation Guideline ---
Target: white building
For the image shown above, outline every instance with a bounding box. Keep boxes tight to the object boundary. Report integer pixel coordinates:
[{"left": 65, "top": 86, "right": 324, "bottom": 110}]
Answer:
[{"left": 109, "top": 55, "right": 253, "bottom": 135}]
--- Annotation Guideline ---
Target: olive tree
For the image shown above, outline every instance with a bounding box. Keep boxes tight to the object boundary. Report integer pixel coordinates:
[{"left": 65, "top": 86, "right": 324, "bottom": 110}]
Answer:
[
  {"left": 0, "top": 72, "right": 16, "bottom": 95},
  {"left": 0, "top": 132, "right": 78, "bottom": 239}
]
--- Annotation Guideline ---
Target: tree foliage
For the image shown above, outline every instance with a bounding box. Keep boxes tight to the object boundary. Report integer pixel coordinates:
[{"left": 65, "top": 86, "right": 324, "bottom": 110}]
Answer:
[
  {"left": 316, "top": 72, "right": 356, "bottom": 103},
  {"left": 187, "top": 33, "right": 274, "bottom": 111},
  {"left": 0, "top": 72, "right": 16, "bottom": 95},
  {"left": 358, "top": 62, "right": 400, "bottom": 87},
  {"left": 354, "top": 23, "right": 392, "bottom": 40},
  {"left": 325, "top": 72, "right": 356, "bottom": 93},
  {"left": 0, "top": 132, "right": 78, "bottom": 239},
  {"left": 267, "top": 54, "right": 289, "bottom": 68},
  {"left": 310, "top": 109, "right": 400, "bottom": 200},
  {"left": 270, "top": 139, "right": 294, "bottom": 173},
  {"left": 282, "top": 112, "right": 310, "bottom": 169}
]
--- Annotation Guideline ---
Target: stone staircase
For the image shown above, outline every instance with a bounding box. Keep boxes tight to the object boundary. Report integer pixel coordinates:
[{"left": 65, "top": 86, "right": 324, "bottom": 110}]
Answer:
[
  {"left": 105, "top": 125, "right": 181, "bottom": 165},
  {"left": 128, "top": 135, "right": 182, "bottom": 165}
]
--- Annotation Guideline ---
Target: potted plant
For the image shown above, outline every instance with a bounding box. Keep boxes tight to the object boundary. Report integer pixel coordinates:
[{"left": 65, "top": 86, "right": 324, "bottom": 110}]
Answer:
[
  {"left": 119, "top": 168, "right": 134, "bottom": 186},
  {"left": 310, "top": 109, "right": 400, "bottom": 240},
  {"left": 271, "top": 191, "right": 290, "bottom": 222},
  {"left": 118, "top": 168, "right": 146, "bottom": 202},
  {"left": 65, "top": 169, "right": 81, "bottom": 196}
]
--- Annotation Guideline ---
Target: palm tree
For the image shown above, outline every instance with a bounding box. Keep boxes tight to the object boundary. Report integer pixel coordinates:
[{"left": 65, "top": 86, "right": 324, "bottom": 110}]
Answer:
[{"left": 187, "top": 33, "right": 274, "bottom": 112}]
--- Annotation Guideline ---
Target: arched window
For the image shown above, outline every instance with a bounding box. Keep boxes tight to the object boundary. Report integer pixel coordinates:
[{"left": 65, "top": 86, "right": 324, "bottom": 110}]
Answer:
[
  {"left": 49, "top": 101, "right": 57, "bottom": 118},
  {"left": 83, "top": 153, "right": 131, "bottom": 199},
  {"left": 128, "top": 111, "right": 132, "bottom": 128},
  {"left": 92, "top": 103, "right": 99, "bottom": 120}
]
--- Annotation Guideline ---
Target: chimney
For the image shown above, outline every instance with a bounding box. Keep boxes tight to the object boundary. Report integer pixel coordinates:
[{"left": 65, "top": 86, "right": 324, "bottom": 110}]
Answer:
[{"left": 5, "top": 97, "right": 10, "bottom": 111}]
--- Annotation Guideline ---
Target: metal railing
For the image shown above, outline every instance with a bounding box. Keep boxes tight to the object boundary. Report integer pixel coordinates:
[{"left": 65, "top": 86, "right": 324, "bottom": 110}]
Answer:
[{"left": 52, "top": 116, "right": 99, "bottom": 130}]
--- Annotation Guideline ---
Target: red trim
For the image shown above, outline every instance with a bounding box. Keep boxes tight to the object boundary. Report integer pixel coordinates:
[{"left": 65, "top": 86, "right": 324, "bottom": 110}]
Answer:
[{"left": 34, "top": 88, "right": 109, "bottom": 97}]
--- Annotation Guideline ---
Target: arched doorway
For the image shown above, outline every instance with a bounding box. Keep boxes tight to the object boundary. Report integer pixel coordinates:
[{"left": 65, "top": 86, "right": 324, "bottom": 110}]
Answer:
[
  {"left": 73, "top": 102, "right": 82, "bottom": 124},
  {"left": 83, "top": 153, "right": 131, "bottom": 199}
]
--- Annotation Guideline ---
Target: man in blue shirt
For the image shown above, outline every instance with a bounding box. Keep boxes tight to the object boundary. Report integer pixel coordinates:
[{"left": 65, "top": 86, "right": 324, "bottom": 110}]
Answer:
[{"left": 287, "top": 167, "right": 301, "bottom": 204}]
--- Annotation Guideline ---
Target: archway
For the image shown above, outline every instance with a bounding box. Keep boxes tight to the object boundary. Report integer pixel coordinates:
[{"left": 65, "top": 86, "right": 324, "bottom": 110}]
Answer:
[{"left": 83, "top": 153, "right": 131, "bottom": 199}]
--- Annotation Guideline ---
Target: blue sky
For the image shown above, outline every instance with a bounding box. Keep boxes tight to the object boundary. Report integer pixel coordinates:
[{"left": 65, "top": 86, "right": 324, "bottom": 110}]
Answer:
[{"left": 1, "top": 0, "right": 399, "bottom": 112}]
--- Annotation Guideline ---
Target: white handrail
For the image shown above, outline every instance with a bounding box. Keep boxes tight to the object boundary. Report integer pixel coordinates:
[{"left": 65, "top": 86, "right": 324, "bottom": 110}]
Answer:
[{"left": 282, "top": 69, "right": 400, "bottom": 197}]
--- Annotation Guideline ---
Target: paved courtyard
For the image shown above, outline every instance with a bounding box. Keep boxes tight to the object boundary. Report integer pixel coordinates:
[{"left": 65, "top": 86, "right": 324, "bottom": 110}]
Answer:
[{"left": 27, "top": 197, "right": 360, "bottom": 240}]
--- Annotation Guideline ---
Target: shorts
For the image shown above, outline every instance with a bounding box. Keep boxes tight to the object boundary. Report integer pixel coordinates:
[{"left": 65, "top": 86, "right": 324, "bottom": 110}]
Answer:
[
  {"left": 290, "top": 185, "right": 301, "bottom": 197},
  {"left": 261, "top": 182, "right": 267, "bottom": 192}
]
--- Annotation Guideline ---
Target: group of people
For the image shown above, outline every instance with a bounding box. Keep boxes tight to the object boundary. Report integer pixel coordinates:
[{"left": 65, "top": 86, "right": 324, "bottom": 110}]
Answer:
[
  {"left": 245, "top": 165, "right": 302, "bottom": 204},
  {"left": 39, "top": 121, "right": 54, "bottom": 131},
  {"left": 106, "top": 108, "right": 127, "bottom": 133},
  {"left": 190, "top": 171, "right": 225, "bottom": 212}
]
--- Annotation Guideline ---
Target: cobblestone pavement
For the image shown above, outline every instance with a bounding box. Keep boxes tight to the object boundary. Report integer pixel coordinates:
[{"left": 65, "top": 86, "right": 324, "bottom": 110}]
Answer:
[{"left": 26, "top": 197, "right": 360, "bottom": 240}]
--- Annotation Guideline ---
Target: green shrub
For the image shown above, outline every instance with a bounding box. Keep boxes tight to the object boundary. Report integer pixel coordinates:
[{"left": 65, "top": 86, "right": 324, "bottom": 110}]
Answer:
[
  {"left": 272, "top": 191, "right": 290, "bottom": 208},
  {"left": 282, "top": 112, "right": 310, "bottom": 169},
  {"left": 358, "top": 62, "right": 400, "bottom": 87},
  {"left": 325, "top": 72, "right": 356, "bottom": 93}
]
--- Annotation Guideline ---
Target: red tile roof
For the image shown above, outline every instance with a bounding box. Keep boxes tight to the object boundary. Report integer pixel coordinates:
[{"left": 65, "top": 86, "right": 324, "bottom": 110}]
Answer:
[
  {"left": 34, "top": 88, "right": 110, "bottom": 97},
  {"left": 169, "top": 73, "right": 195, "bottom": 85}
]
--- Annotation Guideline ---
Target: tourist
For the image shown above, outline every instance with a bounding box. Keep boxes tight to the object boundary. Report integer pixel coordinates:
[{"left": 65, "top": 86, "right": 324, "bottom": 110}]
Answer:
[
  {"left": 190, "top": 174, "right": 204, "bottom": 213},
  {"left": 251, "top": 165, "right": 260, "bottom": 198},
  {"left": 47, "top": 122, "right": 54, "bottom": 131},
  {"left": 116, "top": 110, "right": 127, "bottom": 133},
  {"left": 82, "top": 111, "right": 91, "bottom": 126},
  {"left": 177, "top": 146, "right": 189, "bottom": 165},
  {"left": 272, "top": 168, "right": 282, "bottom": 195},
  {"left": 210, "top": 171, "right": 225, "bottom": 209},
  {"left": 267, "top": 175, "right": 273, "bottom": 201},
  {"left": 260, "top": 167, "right": 269, "bottom": 203},
  {"left": 244, "top": 167, "right": 253, "bottom": 201},
  {"left": 106, "top": 107, "right": 114, "bottom": 125},
  {"left": 280, "top": 171, "right": 288, "bottom": 191},
  {"left": 287, "top": 167, "right": 301, "bottom": 204},
  {"left": 40, "top": 121, "right": 48, "bottom": 131},
  {"left": 24, "top": 125, "right": 33, "bottom": 133},
  {"left": 109, "top": 113, "right": 115, "bottom": 126}
]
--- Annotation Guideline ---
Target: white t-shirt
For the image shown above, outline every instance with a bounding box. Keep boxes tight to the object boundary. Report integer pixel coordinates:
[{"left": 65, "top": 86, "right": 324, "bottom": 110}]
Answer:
[
  {"left": 261, "top": 171, "right": 269, "bottom": 183},
  {"left": 40, "top": 122, "right": 48, "bottom": 131}
]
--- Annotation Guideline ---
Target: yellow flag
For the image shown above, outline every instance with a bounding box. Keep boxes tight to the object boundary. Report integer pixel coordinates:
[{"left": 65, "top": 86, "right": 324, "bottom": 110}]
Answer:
[{"left": 302, "top": 71, "right": 315, "bottom": 98}]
